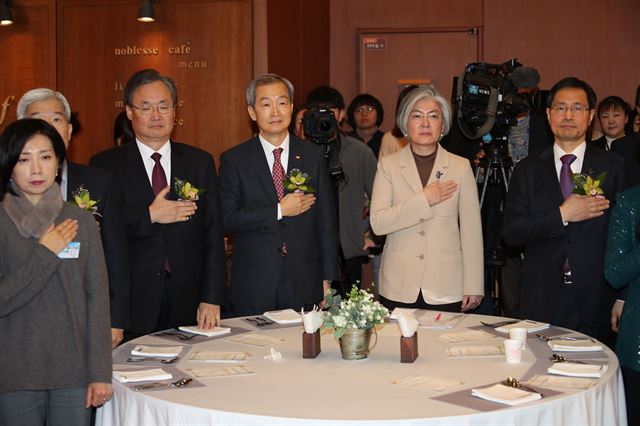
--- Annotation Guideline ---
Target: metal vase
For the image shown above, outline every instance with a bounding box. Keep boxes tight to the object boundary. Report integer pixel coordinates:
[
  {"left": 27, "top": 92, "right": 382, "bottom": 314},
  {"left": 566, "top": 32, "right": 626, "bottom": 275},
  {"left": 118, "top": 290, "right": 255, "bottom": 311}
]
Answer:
[{"left": 339, "top": 327, "right": 374, "bottom": 360}]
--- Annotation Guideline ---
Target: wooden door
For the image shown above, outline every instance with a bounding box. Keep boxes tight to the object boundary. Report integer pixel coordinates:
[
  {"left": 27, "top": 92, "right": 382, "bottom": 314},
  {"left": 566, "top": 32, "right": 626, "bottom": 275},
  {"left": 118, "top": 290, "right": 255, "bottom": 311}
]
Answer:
[{"left": 358, "top": 28, "right": 480, "bottom": 131}]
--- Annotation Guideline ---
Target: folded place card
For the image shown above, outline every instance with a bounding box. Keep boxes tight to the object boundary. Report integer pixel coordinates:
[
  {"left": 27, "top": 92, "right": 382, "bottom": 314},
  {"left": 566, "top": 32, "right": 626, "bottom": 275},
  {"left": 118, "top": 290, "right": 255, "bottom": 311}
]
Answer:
[
  {"left": 392, "top": 375, "right": 463, "bottom": 392},
  {"left": 547, "top": 340, "right": 603, "bottom": 352},
  {"left": 131, "top": 345, "right": 183, "bottom": 358},
  {"left": 178, "top": 326, "right": 231, "bottom": 337},
  {"left": 547, "top": 363, "right": 608, "bottom": 378},
  {"left": 187, "top": 365, "right": 254, "bottom": 378},
  {"left": 113, "top": 368, "right": 172, "bottom": 383},
  {"left": 263, "top": 309, "right": 302, "bottom": 324},
  {"left": 188, "top": 351, "right": 250, "bottom": 362},
  {"left": 495, "top": 320, "right": 550, "bottom": 333},
  {"left": 526, "top": 374, "right": 598, "bottom": 390},
  {"left": 439, "top": 329, "right": 495, "bottom": 343},
  {"left": 416, "top": 311, "right": 465, "bottom": 329},
  {"left": 446, "top": 345, "right": 505, "bottom": 357},
  {"left": 471, "top": 383, "right": 541, "bottom": 406}
]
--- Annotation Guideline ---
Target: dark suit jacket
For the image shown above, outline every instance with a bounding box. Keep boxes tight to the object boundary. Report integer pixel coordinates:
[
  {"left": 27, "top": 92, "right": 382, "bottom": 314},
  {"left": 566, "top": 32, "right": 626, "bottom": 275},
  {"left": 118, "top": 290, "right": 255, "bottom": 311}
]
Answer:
[
  {"left": 67, "top": 162, "right": 130, "bottom": 330},
  {"left": 219, "top": 135, "right": 339, "bottom": 316},
  {"left": 502, "top": 145, "right": 625, "bottom": 326},
  {"left": 90, "top": 142, "right": 226, "bottom": 334},
  {"left": 610, "top": 133, "right": 640, "bottom": 188}
]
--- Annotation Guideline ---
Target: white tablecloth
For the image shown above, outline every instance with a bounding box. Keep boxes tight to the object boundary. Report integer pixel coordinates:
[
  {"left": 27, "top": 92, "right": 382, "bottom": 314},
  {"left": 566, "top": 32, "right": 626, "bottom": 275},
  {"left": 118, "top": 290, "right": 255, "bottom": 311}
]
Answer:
[{"left": 97, "top": 314, "right": 627, "bottom": 425}]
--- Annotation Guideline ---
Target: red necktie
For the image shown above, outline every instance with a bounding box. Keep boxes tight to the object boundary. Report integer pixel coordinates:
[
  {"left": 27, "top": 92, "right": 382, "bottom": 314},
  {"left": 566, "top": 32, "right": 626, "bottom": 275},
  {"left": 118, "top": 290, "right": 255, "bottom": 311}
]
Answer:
[
  {"left": 151, "top": 152, "right": 171, "bottom": 272},
  {"left": 151, "top": 152, "right": 167, "bottom": 196},
  {"left": 272, "top": 148, "right": 285, "bottom": 200}
]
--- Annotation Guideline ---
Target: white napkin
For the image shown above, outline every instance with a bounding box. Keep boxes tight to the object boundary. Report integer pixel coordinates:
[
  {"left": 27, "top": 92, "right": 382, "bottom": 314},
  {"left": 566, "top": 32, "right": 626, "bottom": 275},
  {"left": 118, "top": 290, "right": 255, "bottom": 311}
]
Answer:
[
  {"left": 548, "top": 363, "right": 608, "bottom": 378},
  {"left": 471, "top": 383, "right": 541, "bottom": 406},
  {"left": 131, "top": 345, "right": 183, "bottom": 358},
  {"left": 547, "top": 340, "right": 603, "bottom": 352},
  {"left": 389, "top": 308, "right": 417, "bottom": 320},
  {"left": 397, "top": 314, "right": 419, "bottom": 337},
  {"left": 495, "top": 320, "right": 549, "bottom": 333},
  {"left": 178, "top": 326, "right": 231, "bottom": 337},
  {"left": 301, "top": 306, "right": 324, "bottom": 333},
  {"left": 112, "top": 368, "right": 172, "bottom": 383},
  {"left": 263, "top": 309, "right": 302, "bottom": 324}
]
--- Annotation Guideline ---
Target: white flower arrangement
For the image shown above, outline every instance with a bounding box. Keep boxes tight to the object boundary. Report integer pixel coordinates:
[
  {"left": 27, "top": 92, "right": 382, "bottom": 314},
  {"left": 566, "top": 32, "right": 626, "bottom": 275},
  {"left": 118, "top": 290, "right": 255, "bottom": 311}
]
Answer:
[{"left": 322, "top": 285, "right": 389, "bottom": 339}]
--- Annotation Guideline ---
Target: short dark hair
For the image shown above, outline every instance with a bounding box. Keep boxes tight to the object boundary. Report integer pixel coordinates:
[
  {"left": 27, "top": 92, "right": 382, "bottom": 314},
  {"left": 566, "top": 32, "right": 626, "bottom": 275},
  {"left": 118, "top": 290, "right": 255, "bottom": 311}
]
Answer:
[
  {"left": 306, "top": 86, "right": 345, "bottom": 110},
  {"left": 113, "top": 110, "right": 135, "bottom": 145},
  {"left": 346, "top": 94, "right": 384, "bottom": 129},
  {"left": 124, "top": 69, "right": 178, "bottom": 106},
  {"left": 597, "top": 96, "right": 631, "bottom": 117},
  {"left": 0, "top": 119, "right": 66, "bottom": 200},
  {"left": 547, "top": 77, "right": 597, "bottom": 110}
]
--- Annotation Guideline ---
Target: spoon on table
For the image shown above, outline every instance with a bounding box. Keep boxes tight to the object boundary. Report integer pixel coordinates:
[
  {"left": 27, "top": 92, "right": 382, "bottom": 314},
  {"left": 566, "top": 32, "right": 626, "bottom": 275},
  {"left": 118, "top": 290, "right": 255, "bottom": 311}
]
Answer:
[
  {"left": 536, "top": 333, "right": 593, "bottom": 342},
  {"left": 126, "top": 356, "right": 179, "bottom": 364},
  {"left": 550, "top": 354, "right": 587, "bottom": 364},
  {"left": 132, "top": 377, "right": 193, "bottom": 391}
]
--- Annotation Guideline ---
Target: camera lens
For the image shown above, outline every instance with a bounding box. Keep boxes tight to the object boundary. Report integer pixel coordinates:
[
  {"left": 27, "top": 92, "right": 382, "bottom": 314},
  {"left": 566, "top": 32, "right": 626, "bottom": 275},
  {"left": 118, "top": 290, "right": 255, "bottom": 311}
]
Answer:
[{"left": 319, "top": 119, "right": 332, "bottom": 131}]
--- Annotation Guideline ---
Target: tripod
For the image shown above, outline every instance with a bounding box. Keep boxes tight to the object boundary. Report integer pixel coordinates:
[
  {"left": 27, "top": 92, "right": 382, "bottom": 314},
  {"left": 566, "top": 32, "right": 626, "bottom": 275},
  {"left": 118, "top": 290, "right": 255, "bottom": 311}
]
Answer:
[{"left": 475, "top": 138, "right": 514, "bottom": 315}]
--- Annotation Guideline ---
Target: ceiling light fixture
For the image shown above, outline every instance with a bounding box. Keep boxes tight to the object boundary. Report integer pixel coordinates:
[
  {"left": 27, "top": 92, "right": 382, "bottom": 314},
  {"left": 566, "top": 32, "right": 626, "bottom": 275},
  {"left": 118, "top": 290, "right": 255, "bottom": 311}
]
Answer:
[
  {"left": 137, "top": 0, "right": 156, "bottom": 23},
  {"left": 0, "top": 0, "right": 14, "bottom": 27}
]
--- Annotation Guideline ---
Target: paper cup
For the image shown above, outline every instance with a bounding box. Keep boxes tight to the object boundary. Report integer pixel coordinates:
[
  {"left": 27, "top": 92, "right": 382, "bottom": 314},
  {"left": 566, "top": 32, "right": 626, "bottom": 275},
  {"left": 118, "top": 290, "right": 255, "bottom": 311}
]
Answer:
[
  {"left": 509, "top": 327, "right": 527, "bottom": 349},
  {"left": 504, "top": 339, "right": 522, "bottom": 363}
]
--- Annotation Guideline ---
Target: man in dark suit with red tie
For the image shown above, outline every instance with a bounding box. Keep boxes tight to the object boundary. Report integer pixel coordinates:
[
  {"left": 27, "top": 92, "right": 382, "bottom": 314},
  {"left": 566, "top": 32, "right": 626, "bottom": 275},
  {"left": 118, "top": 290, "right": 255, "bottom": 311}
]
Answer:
[
  {"left": 219, "top": 74, "right": 339, "bottom": 316},
  {"left": 502, "top": 77, "right": 625, "bottom": 347},
  {"left": 17, "top": 88, "right": 130, "bottom": 348},
  {"left": 91, "top": 69, "right": 226, "bottom": 335}
]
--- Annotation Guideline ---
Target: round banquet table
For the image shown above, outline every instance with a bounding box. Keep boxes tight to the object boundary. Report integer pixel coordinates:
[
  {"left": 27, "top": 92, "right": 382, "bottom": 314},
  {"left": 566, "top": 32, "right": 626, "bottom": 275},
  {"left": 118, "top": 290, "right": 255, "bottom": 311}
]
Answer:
[{"left": 97, "top": 314, "right": 627, "bottom": 425}]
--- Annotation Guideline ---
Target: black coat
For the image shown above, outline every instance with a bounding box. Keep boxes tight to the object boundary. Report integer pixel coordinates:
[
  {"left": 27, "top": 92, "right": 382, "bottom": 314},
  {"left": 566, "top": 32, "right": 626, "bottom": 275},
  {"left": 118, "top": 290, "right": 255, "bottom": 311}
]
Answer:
[
  {"left": 502, "top": 145, "right": 625, "bottom": 326},
  {"left": 90, "top": 142, "right": 226, "bottom": 334},
  {"left": 219, "top": 135, "right": 339, "bottom": 316}
]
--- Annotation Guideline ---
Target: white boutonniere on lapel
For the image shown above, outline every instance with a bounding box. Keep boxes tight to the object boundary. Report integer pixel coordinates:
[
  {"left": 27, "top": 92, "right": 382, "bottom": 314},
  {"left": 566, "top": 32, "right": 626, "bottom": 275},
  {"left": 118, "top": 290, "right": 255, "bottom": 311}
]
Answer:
[{"left": 70, "top": 186, "right": 102, "bottom": 217}]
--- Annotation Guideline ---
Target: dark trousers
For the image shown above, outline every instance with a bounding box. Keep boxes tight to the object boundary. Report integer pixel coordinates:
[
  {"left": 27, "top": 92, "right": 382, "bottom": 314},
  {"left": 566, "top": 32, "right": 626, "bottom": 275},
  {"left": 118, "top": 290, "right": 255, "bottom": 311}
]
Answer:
[
  {"left": 380, "top": 293, "right": 463, "bottom": 313},
  {"left": 551, "top": 283, "right": 615, "bottom": 349},
  {"left": 622, "top": 367, "right": 640, "bottom": 426},
  {"left": 0, "top": 388, "right": 90, "bottom": 426}
]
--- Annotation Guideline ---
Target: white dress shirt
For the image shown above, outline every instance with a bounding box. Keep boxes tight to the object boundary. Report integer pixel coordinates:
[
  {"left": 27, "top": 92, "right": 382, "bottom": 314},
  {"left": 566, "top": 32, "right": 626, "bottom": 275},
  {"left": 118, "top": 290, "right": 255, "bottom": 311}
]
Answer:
[
  {"left": 553, "top": 141, "right": 586, "bottom": 180},
  {"left": 258, "top": 134, "right": 290, "bottom": 220},
  {"left": 136, "top": 139, "right": 172, "bottom": 188}
]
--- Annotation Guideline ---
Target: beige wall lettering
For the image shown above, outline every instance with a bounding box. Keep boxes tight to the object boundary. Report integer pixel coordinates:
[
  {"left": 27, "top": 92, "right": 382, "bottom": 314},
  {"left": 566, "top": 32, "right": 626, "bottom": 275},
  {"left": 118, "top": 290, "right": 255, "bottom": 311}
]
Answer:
[
  {"left": 0, "top": 96, "right": 15, "bottom": 126},
  {"left": 114, "top": 45, "right": 160, "bottom": 56}
]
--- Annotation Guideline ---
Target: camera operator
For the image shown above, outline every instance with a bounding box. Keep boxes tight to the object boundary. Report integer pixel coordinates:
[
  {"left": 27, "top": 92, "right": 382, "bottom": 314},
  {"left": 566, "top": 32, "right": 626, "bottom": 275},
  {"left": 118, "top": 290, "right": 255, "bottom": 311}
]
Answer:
[{"left": 304, "top": 86, "right": 377, "bottom": 296}]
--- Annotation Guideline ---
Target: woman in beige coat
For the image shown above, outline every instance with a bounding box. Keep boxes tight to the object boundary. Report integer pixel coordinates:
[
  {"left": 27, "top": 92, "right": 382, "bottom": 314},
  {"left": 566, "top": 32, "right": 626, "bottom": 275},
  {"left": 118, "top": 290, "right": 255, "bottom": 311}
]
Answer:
[{"left": 370, "top": 86, "right": 483, "bottom": 312}]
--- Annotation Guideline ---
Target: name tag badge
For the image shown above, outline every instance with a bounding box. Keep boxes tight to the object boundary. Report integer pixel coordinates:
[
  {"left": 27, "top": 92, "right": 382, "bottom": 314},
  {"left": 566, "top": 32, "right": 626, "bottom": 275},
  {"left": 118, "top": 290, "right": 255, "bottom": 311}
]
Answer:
[{"left": 58, "top": 242, "right": 80, "bottom": 259}]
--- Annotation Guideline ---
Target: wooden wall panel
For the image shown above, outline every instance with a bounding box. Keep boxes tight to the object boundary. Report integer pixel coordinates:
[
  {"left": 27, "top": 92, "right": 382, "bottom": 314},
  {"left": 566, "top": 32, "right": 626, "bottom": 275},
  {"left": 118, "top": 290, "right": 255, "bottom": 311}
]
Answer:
[
  {"left": 483, "top": 0, "right": 640, "bottom": 107},
  {"left": 266, "top": 0, "right": 329, "bottom": 106},
  {"left": 0, "top": 0, "right": 56, "bottom": 131},
  {"left": 57, "top": 0, "right": 253, "bottom": 164}
]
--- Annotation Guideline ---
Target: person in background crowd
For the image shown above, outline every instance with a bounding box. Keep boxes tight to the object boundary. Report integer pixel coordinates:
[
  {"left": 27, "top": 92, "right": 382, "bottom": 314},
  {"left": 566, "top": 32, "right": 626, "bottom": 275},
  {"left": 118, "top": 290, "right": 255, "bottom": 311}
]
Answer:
[
  {"left": 113, "top": 110, "right": 135, "bottom": 146},
  {"left": 591, "top": 96, "right": 630, "bottom": 151},
  {"left": 346, "top": 93, "right": 384, "bottom": 159},
  {"left": 370, "top": 85, "right": 484, "bottom": 313},
  {"left": 604, "top": 185, "right": 640, "bottom": 426},
  {"left": 0, "top": 119, "right": 112, "bottom": 425},
  {"left": 502, "top": 77, "right": 625, "bottom": 348},
  {"left": 292, "top": 104, "right": 308, "bottom": 140},
  {"left": 219, "top": 74, "right": 339, "bottom": 315},
  {"left": 625, "top": 84, "right": 640, "bottom": 135},
  {"left": 91, "top": 69, "right": 226, "bottom": 336},
  {"left": 379, "top": 85, "right": 417, "bottom": 159},
  {"left": 306, "top": 85, "right": 378, "bottom": 294},
  {"left": 17, "top": 88, "right": 130, "bottom": 348}
]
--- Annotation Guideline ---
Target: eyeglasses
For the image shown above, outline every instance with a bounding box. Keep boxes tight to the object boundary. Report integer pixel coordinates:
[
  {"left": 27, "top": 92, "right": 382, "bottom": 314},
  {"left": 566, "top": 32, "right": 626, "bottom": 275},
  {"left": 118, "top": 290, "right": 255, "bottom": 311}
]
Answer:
[
  {"left": 130, "top": 102, "right": 175, "bottom": 115},
  {"left": 550, "top": 103, "right": 591, "bottom": 115},
  {"left": 354, "top": 106, "right": 375, "bottom": 114}
]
